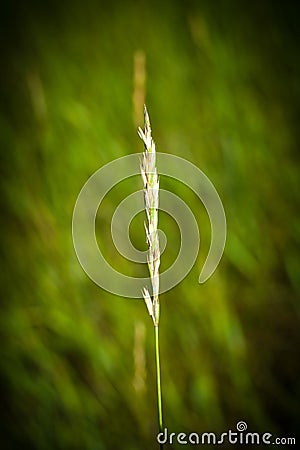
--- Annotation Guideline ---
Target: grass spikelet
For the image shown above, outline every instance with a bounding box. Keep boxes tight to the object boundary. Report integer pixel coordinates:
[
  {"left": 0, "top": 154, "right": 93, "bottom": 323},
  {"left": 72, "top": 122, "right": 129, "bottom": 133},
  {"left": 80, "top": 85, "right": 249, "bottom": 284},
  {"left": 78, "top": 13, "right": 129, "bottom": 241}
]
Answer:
[{"left": 138, "top": 105, "right": 160, "bottom": 327}]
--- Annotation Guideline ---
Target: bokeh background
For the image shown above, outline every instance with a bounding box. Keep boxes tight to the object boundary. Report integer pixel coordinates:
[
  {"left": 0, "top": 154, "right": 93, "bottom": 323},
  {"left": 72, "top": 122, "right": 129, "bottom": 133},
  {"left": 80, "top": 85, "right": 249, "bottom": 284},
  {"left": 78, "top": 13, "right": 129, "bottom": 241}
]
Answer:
[{"left": 1, "top": 0, "right": 300, "bottom": 448}]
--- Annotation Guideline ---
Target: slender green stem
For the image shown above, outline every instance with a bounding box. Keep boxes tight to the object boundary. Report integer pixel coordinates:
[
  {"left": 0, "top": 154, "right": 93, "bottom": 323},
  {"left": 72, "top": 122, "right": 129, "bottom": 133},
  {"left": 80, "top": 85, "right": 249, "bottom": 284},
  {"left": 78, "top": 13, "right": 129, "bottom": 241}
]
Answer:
[{"left": 155, "top": 324, "right": 163, "bottom": 448}]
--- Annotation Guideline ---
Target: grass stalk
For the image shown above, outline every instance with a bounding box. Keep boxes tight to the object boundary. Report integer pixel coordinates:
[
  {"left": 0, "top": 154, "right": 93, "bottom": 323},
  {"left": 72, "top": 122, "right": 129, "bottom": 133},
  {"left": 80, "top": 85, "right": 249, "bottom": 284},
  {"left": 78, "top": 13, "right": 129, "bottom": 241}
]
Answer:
[
  {"left": 138, "top": 105, "right": 163, "bottom": 447},
  {"left": 155, "top": 325, "right": 163, "bottom": 434}
]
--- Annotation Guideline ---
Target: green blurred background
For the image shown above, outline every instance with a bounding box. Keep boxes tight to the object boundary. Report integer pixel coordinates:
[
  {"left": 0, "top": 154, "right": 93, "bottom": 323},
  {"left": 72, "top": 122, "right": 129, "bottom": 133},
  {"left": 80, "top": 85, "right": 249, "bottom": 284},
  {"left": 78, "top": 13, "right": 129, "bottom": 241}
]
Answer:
[{"left": 1, "top": 0, "right": 300, "bottom": 448}]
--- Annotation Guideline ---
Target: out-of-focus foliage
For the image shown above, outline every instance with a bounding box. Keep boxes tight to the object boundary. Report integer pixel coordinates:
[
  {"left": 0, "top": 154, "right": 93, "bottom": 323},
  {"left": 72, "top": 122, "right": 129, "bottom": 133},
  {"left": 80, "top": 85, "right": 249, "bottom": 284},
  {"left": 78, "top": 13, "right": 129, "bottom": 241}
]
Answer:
[{"left": 1, "top": 0, "right": 299, "bottom": 448}]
